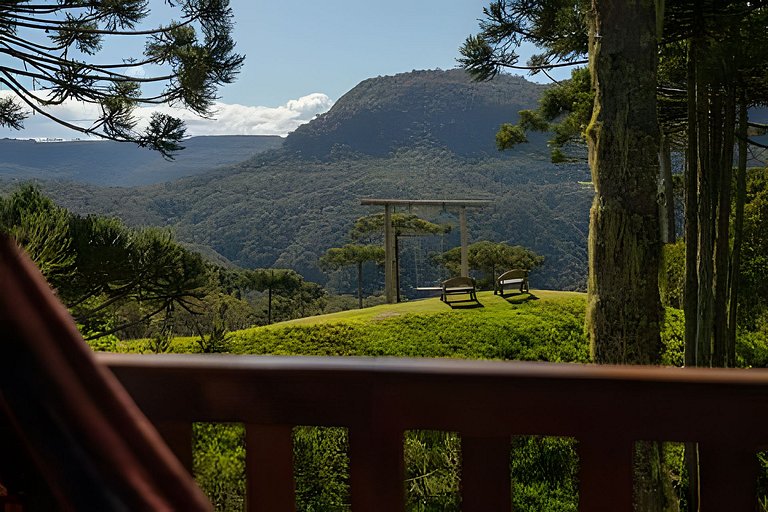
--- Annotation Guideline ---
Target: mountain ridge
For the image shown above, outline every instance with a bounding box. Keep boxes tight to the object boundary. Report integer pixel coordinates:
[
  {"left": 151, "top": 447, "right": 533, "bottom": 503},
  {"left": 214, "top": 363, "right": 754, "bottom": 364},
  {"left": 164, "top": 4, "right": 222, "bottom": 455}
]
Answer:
[
  {"left": 1, "top": 69, "right": 591, "bottom": 292},
  {"left": 0, "top": 135, "right": 284, "bottom": 186},
  {"left": 284, "top": 69, "right": 548, "bottom": 158}
]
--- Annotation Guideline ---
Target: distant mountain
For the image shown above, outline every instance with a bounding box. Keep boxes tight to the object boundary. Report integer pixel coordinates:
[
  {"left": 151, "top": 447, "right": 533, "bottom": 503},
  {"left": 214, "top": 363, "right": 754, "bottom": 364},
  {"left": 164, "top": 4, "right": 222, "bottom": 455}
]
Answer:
[
  {"left": 6, "top": 70, "right": 592, "bottom": 292},
  {"left": 0, "top": 135, "right": 283, "bottom": 186},
  {"left": 285, "top": 69, "right": 548, "bottom": 158}
]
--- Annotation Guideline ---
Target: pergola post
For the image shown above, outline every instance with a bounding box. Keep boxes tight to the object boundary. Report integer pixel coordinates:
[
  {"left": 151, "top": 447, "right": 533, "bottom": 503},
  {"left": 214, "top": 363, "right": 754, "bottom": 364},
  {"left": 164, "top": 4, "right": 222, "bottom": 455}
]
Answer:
[
  {"left": 360, "top": 199, "right": 491, "bottom": 304},
  {"left": 383, "top": 204, "right": 397, "bottom": 304},
  {"left": 459, "top": 206, "right": 468, "bottom": 278}
]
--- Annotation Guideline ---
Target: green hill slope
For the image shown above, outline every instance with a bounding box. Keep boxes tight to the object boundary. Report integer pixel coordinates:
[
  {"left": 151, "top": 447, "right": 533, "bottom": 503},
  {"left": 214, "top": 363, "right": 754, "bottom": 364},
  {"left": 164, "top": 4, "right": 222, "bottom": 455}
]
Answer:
[
  {"left": 227, "top": 290, "right": 590, "bottom": 363},
  {"left": 122, "top": 290, "right": 590, "bottom": 361},
  {"left": 127, "top": 288, "right": 684, "bottom": 367}
]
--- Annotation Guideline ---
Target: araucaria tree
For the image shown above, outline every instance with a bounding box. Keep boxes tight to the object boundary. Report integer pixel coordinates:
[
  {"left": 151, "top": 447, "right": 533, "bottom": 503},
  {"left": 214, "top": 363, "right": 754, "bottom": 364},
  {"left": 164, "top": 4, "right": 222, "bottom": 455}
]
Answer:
[
  {"left": 464, "top": 2, "right": 666, "bottom": 508},
  {"left": 461, "top": 0, "right": 662, "bottom": 363},
  {"left": 0, "top": 0, "right": 243, "bottom": 156},
  {"left": 320, "top": 244, "right": 385, "bottom": 309},
  {"left": 0, "top": 185, "right": 212, "bottom": 340}
]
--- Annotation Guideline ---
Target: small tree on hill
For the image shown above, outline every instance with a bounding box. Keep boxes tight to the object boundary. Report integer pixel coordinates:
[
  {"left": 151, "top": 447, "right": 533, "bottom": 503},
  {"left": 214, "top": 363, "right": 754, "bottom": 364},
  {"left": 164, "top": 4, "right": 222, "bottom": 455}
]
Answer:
[
  {"left": 320, "top": 244, "right": 384, "bottom": 309},
  {"left": 0, "top": 0, "right": 243, "bottom": 156},
  {"left": 243, "top": 269, "right": 303, "bottom": 324}
]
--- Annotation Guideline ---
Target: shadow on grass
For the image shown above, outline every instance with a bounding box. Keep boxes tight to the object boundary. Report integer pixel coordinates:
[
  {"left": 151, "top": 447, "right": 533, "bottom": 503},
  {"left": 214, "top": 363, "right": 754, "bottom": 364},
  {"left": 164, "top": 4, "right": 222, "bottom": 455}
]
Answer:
[
  {"left": 501, "top": 292, "right": 538, "bottom": 304},
  {"left": 443, "top": 300, "right": 484, "bottom": 310}
]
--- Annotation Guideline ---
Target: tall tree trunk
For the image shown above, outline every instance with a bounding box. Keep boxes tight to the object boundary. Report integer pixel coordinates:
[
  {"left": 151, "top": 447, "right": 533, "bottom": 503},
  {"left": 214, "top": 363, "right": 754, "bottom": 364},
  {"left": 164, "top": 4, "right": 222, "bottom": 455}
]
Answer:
[
  {"left": 659, "top": 133, "right": 676, "bottom": 244},
  {"left": 713, "top": 80, "right": 736, "bottom": 367},
  {"left": 695, "top": 52, "right": 713, "bottom": 368},
  {"left": 728, "top": 95, "right": 748, "bottom": 367},
  {"left": 587, "top": 0, "right": 662, "bottom": 365},
  {"left": 586, "top": 2, "right": 664, "bottom": 510},
  {"left": 684, "top": 39, "right": 699, "bottom": 368}
]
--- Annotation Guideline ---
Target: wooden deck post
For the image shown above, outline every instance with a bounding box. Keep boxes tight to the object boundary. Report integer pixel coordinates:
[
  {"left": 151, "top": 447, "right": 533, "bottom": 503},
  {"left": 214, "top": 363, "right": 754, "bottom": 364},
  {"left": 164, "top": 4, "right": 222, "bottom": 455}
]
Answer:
[
  {"left": 245, "top": 424, "right": 296, "bottom": 512},
  {"left": 154, "top": 421, "right": 194, "bottom": 475},
  {"left": 349, "top": 426, "right": 404, "bottom": 511},
  {"left": 461, "top": 435, "right": 511, "bottom": 511},
  {"left": 578, "top": 436, "right": 634, "bottom": 511},
  {"left": 699, "top": 441, "right": 758, "bottom": 511}
]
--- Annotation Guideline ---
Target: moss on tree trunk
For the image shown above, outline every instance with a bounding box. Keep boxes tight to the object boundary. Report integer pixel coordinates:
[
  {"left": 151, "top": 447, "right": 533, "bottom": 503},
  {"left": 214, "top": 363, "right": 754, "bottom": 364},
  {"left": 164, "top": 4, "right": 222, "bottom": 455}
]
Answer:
[
  {"left": 586, "top": 0, "right": 662, "bottom": 365},
  {"left": 587, "top": 1, "right": 666, "bottom": 510}
]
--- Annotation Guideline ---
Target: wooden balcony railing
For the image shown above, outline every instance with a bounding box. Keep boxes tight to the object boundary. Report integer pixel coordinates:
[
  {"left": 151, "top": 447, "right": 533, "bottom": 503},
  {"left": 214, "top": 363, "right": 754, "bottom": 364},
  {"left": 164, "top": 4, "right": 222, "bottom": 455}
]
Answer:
[{"left": 98, "top": 353, "right": 768, "bottom": 511}]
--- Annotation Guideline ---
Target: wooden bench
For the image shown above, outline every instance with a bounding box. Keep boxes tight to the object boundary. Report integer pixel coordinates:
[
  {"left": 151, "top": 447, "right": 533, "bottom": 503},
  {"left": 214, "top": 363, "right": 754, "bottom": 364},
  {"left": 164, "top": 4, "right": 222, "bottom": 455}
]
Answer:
[
  {"left": 495, "top": 269, "right": 529, "bottom": 296},
  {"left": 441, "top": 276, "right": 478, "bottom": 303}
]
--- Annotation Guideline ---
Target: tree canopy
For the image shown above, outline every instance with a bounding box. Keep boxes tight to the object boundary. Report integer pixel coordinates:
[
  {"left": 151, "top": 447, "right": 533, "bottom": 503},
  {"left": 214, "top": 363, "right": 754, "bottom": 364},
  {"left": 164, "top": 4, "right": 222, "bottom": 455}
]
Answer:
[
  {"left": 437, "top": 241, "right": 542, "bottom": 290},
  {"left": 350, "top": 213, "right": 451, "bottom": 242},
  {"left": 320, "top": 244, "right": 385, "bottom": 309},
  {"left": 0, "top": 0, "right": 243, "bottom": 156},
  {"left": 0, "top": 185, "right": 211, "bottom": 339},
  {"left": 458, "top": 0, "right": 589, "bottom": 81}
]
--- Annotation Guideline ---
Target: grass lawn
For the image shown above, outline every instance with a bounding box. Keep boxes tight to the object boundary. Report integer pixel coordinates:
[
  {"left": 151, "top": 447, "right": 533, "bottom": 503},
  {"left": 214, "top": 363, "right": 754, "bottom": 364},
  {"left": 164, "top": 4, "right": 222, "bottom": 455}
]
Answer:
[
  {"left": 275, "top": 289, "right": 584, "bottom": 327},
  {"left": 225, "top": 289, "right": 590, "bottom": 363},
  {"left": 118, "top": 289, "right": 591, "bottom": 363}
]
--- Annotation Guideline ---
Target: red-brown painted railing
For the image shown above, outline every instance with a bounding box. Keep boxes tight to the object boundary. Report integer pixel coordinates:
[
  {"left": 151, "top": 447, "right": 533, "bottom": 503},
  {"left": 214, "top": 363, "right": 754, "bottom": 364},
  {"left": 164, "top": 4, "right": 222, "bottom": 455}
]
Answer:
[{"left": 98, "top": 354, "right": 768, "bottom": 511}]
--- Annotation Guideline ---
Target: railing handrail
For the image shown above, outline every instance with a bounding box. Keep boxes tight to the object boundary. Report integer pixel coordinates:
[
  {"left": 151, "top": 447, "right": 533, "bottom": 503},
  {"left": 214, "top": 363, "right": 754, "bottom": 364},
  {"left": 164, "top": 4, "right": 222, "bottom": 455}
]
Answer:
[
  {"left": 98, "top": 352, "right": 768, "bottom": 385},
  {"left": 98, "top": 353, "right": 768, "bottom": 439},
  {"left": 98, "top": 354, "right": 768, "bottom": 511}
]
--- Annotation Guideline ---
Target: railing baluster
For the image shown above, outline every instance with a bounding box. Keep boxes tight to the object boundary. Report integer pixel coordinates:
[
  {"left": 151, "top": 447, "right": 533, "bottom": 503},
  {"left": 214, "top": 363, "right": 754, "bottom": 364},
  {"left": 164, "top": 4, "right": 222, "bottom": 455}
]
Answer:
[
  {"left": 461, "top": 435, "right": 511, "bottom": 512},
  {"left": 349, "top": 426, "right": 404, "bottom": 511},
  {"left": 245, "top": 424, "right": 296, "bottom": 512},
  {"left": 578, "top": 436, "right": 633, "bottom": 511},
  {"left": 154, "top": 421, "right": 194, "bottom": 474},
  {"left": 699, "top": 441, "right": 758, "bottom": 511}
]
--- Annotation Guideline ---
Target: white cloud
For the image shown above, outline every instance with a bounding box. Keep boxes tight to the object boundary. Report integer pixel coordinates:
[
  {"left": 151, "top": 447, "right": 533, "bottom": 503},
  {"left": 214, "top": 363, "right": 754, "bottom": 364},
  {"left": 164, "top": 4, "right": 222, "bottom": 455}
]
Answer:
[
  {"left": 126, "top": 65, "right": 147, "bottom": 78},
  {"left": 0, "top": 90, "right": 333, "bottom": 139}
]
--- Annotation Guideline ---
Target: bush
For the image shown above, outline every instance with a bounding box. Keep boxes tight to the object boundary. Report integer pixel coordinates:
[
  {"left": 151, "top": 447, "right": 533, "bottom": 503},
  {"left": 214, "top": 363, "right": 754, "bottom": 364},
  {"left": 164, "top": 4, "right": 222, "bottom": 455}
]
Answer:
[
  {"left": 405, "top": 431, "right": 461, "bottom": 511},
  {"left": 659, "top": 241, "right": 685, "bottom": 309},
  {"left": 294, "top": 427, "right": 351, "bottom": 511},
  {"left": 193, "top": 424, "right": 246, "bottom": 511},
  {"left": 661, "top": 308, "right": 685, "bottom": 367}
]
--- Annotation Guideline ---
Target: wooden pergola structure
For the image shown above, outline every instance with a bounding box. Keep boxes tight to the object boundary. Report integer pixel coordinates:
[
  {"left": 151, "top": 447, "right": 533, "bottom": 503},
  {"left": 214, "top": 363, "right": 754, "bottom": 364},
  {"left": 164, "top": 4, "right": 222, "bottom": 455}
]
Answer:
[{"left": 360, "top": 198, "right": 492, "bottom": 303}]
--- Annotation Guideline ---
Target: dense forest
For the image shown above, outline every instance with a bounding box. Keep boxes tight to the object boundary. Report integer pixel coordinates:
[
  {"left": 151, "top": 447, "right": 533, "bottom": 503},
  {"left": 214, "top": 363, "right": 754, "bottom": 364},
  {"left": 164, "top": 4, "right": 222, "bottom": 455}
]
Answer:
[{"left": 0, "top": 70, "right": 593, "bottom": 293}]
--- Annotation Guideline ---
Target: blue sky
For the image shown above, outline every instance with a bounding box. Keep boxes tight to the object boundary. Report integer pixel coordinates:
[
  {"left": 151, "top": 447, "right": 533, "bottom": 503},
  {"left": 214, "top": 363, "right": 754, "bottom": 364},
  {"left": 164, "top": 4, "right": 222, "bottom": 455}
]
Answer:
[
  {"left": 225, "top": 0, "right": 497, "bottom": 106},
  {"left": 2, "top": 1, "right": 564, "bottom": 139}
]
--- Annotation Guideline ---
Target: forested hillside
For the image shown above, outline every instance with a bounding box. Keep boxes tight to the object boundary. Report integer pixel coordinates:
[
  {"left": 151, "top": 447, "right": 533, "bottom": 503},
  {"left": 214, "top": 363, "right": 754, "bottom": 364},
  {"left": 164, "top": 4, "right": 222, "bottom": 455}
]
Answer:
[{"left": 2, "top": 70, "right": 592, "bottom": 291}]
